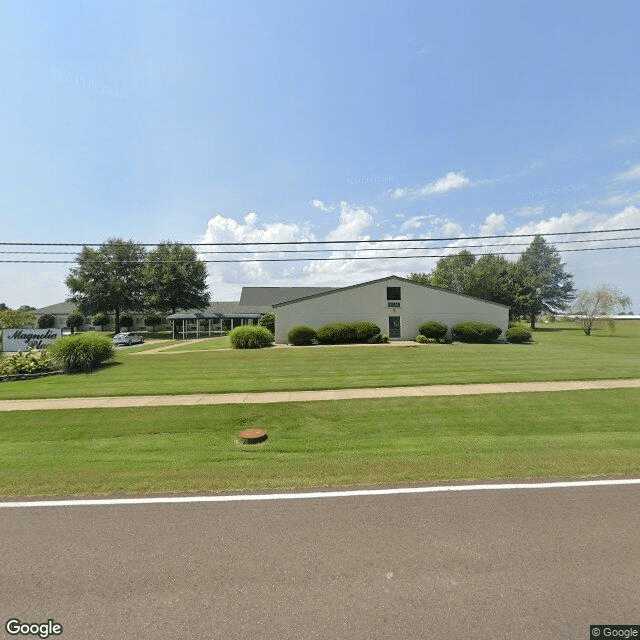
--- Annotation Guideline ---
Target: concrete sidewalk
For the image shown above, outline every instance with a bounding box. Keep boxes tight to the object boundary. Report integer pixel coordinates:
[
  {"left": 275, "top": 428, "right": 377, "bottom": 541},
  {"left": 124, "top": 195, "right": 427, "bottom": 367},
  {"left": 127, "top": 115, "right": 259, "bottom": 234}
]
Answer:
[{"left": 0, "top": 378, "right": 638, "bottom": 412}]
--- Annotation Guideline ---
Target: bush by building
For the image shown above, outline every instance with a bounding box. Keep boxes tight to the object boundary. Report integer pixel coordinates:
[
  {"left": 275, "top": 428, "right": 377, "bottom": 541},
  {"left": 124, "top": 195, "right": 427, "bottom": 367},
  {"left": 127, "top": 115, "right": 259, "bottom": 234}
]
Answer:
[
  {"left": 92, "top": 312, "right": 111, "bottom": 331},
  {"left": 505, "top": 327, "right": 532, "bottom": 343},
  {"left": 315, "top": 321, "right": 381, "bottom": 345},
  {"left": 415, "top": 334, "right": 427, "bottom": 344},
  {"left": 287, "top": 325, "right": 316, "bottom": 346},
  {"left": 65, "top": 311, "right": 84, "bottom": 334},
  {"left": 48, "top": 333, "right": 115, "bottom": 373},
  {"left": 452, "top": 322, "right": 503, "bottom": 343},
  {"left": 229, "top": 325, "right": 274, "bottom": 349},
  {"left": 37, "top": 313, "right": 56, "bottom": 329},
  {"left": 418, "top": 321, "right": 448, "bottom": 341},
  {"left": 258, "top": 312, "right": 275, "bottom": 334}
]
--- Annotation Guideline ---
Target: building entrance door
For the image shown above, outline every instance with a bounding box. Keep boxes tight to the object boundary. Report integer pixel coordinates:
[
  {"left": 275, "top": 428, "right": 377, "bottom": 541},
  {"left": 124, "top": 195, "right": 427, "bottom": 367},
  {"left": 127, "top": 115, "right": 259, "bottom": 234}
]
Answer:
[{"left": 388, "top": 316, "right": 401, "bottom": 338}]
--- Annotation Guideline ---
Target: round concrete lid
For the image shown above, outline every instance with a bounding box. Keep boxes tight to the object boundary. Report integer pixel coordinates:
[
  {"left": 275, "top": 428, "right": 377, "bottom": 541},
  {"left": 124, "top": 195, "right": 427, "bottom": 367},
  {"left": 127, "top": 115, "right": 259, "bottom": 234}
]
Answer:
[{"left": 238, "top": 428, "right": 268, "bottom": 444}]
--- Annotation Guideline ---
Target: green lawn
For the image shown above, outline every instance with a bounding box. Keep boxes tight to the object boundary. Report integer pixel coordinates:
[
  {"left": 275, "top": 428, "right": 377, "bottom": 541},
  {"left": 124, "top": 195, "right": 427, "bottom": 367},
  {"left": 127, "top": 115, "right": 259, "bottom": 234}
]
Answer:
[
  {"left": 0, "top": 321, "right": 638, "bottom": 400},
  {"left": 1, "top": 389, "right": 638, "bottom": 497}
]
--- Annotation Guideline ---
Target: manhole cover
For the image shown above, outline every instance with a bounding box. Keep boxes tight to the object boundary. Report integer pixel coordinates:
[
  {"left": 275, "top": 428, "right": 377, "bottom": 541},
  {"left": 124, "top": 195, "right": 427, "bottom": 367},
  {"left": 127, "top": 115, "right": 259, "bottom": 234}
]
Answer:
[{"left": 237, "top": 428, "right": 268, "bottom": 444}]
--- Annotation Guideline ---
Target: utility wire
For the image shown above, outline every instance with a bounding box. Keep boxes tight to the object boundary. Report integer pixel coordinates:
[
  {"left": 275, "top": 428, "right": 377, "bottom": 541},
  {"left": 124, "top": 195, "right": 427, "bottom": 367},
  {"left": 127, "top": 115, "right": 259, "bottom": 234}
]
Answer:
[
  {"left": 1, "top": 235, "right": 639, "bottom": 255},
  {"left": 1, "top": 244, "right": 638, "bottom": 264},
  {"left": 1, "top": 227, "right": 639, "bottom": 247}
]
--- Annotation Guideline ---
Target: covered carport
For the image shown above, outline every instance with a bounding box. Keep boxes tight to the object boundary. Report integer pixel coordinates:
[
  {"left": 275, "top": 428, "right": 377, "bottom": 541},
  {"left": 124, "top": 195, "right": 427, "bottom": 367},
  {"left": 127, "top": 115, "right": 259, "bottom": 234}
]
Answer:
[{"left": 166, "top": 312, "right": 223, "bottom": 339}]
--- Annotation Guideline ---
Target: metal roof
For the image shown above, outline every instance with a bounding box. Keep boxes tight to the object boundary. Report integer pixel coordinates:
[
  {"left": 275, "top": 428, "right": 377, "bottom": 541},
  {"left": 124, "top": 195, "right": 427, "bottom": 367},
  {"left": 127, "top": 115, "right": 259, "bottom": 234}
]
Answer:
[{"left": 239, "top": 287, "right": 336, "bottom": 307}]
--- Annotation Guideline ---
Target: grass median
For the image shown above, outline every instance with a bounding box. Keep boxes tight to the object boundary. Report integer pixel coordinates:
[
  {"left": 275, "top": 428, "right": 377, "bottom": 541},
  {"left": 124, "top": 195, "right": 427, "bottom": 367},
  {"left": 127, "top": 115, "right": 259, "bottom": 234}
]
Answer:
[
  {"left": 1, "top": 389, "right": 638, "bottom": 497},
  {"left": 0, "top": 322, "right": 638, "bottom": 400}
]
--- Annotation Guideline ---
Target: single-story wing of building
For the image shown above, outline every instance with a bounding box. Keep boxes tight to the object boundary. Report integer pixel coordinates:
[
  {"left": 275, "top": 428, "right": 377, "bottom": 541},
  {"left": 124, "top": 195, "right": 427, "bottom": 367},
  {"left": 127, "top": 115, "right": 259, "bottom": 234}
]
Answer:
[{"left": 272, "top": 275, "right": 510, "bottom": 343}]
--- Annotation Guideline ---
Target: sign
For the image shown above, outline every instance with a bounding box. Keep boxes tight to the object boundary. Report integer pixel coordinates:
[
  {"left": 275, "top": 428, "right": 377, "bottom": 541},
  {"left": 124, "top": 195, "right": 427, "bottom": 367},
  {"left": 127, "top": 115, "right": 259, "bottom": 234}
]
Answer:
[{"left": 2, "top": 328, "right": 61, "bottom": 352}]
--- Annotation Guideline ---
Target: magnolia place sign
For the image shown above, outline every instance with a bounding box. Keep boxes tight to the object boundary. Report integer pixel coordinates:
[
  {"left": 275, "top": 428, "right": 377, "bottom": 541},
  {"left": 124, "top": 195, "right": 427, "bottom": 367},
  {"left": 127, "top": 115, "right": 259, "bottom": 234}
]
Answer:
[{"left": 2, "top": 328, "right": 62, "bottom": 352}]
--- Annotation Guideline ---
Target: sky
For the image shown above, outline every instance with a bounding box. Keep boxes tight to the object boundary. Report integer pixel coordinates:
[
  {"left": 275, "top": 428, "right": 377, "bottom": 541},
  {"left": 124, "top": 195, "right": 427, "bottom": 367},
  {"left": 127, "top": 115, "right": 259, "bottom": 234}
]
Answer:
[{"left": 1, "top": 0, "right": 639, "bottom": 311}]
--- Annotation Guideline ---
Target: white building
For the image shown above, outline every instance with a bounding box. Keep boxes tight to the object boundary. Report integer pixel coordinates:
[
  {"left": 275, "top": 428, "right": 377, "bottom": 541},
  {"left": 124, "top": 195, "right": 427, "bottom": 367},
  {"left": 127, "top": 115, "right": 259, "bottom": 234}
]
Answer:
[{"left": 273, "top": 275, "right": 510, "bottom": 343}]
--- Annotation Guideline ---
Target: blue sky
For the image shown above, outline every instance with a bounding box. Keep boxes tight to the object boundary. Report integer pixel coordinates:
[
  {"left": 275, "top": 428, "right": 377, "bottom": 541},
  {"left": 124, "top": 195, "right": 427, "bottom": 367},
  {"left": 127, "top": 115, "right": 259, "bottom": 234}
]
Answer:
[{"left": 1, "top": 0, "right": 639, "bottom": 310}]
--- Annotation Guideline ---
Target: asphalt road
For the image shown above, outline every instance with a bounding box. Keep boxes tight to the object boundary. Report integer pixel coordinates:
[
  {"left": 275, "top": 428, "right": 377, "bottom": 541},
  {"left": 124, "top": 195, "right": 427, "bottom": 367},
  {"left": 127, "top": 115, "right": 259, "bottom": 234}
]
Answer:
[{"left": 2, "top": 484, "right": 638, "bottom": 640}]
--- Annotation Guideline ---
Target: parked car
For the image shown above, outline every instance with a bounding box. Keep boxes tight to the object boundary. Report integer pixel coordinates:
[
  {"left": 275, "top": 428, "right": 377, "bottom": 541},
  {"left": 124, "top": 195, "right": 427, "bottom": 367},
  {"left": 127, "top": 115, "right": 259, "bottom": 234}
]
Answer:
[{"left": 112, "top": 332, "right": 145, "bottom": 346}]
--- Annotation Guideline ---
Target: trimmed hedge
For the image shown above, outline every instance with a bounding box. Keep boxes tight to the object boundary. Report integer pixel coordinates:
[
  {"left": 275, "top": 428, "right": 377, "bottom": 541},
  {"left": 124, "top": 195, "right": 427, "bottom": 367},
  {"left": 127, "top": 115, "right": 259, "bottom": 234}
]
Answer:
[
  {"left": 418, "top": 321, "right": 448, "bottom": 341},
  {"left": 315, "top": 321, "right": 381, "bottom": 345},
  {"left": 48, "top": 333, "right": 115, "bottom": 373},
  {"left": 415, "top": 335, "right": 427, "bottom": 344},
  {"left": 258, "top": 312, "right": 275, "bottom": 334},
  {"left": 288, "top": 325, "right": 316, "bottom": 346},
  {"left": 452, "top": 322, "right": 503, "bottom": 343},
  {"left": 505, "top": 327, "right": 532, "bottom": 343},
  {"left": 229, "top": 325, "right": 274, "bottom": 349}
]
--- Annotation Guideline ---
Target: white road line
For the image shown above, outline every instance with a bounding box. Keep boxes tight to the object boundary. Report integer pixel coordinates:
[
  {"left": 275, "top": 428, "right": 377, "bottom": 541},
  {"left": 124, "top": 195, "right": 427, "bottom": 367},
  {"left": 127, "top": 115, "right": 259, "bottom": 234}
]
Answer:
[{"left": 1, "top": 478, "right": 639, "bottom": 509}]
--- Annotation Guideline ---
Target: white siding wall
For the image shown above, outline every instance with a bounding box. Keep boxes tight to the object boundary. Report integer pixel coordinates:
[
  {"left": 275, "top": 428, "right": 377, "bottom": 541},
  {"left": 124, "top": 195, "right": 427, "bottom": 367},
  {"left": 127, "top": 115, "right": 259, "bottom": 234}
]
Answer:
[{"left": 274, "top": 278, "right": 509, "bottom": 343}]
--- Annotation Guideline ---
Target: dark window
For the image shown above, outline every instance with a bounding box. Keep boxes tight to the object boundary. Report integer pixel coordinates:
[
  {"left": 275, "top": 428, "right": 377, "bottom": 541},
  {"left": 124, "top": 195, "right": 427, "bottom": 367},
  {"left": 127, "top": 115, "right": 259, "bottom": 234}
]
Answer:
[{"left": 387, "top": 286, "right": 401, "bottom": 301}]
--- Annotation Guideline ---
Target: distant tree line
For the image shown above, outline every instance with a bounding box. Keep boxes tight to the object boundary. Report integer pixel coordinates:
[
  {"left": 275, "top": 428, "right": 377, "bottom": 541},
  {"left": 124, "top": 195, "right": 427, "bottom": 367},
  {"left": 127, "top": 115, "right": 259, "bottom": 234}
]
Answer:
[
  {"left": 66, "top": 238, "right": 210, "bottom": 333},
  {"left": 409, "top": 235, "right": 576, "bottom": 329}
]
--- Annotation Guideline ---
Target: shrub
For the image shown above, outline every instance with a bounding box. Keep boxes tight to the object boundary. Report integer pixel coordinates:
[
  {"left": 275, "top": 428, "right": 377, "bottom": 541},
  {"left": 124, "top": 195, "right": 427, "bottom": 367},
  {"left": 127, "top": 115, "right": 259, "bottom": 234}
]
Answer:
[
  {"left": 119, "top": 312, "right": 134, "bottom": 330},
  {"left": 315, "top": 321, "right": 381, "bottom": 345},
  {"left": 92, "top": 312, "right": 111, "bottom": 331},
  {"left": 66, "top": 311, "right": 84, "bottom": 334},
  {"left": 144, "top": 313, "right": 162, "bottom": 331},
  {"left": 288, "top": 325, "right": 316, "bottom": 346},
  {"left": 452, "top": 322, "right": 503, "bottom": 343},
  {"left": 415, "top": 335, "right": 427, "bottom": 344},
  {"left": 229, "top": 325, "right": 273, "bottom": 349},
  {"left": 379, "top": 333, "right": 389, "bottom": 343},
  {"left": 0, "top": 348, "right": 58, "bottom": 376},
  {"left": 37, "top": 313, "right": 56, "bottom": 329},
  {"left": 47, "top": 333, "right": 114, "bottom": 373},
  {"left": 258, "top": 312, "right": 275, "bottom": 334},
  {"left": 505, "top": 327, "right": 532, "bottom": 343},
  {"left": 419, "top": 320, "right": 448, "bottom": 341}
]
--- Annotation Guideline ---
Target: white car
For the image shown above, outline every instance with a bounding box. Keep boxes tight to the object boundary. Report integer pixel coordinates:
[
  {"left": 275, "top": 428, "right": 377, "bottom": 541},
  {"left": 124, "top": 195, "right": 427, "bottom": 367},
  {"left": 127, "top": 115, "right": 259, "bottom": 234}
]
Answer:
[{"left": 113, "top": 332, "right": 145, "bottom": 346}]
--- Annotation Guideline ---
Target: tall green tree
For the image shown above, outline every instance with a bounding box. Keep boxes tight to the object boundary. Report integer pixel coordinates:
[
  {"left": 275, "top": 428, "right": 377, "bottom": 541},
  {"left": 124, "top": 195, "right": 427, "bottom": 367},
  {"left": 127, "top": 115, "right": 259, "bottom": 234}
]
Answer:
[
  {"left": 142, "top": 242, "right": 210, "bottom": 314},
  {"left": 66, "top": 238, "right": 147, "bottom": 334},
  {"left": 410, "top": 250, "right": 476, "bottom": 293},
  {"left": 516, "top": 235, "right": 575, "bottom": 329},
  {"left": 466, "top": 254, "right": 518, "bottom": 309}
]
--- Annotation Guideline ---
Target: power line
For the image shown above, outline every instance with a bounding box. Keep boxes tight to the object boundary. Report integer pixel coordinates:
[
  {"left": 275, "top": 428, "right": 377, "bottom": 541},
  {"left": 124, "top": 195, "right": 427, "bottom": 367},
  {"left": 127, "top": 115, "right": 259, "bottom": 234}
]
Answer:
[
  {"left": 1, "top": 235, "right": 639, "bottom": 256},
  {"left": 1, "top": 227, "right": 639, "bottom": 247},
  {"left": 1, "top": 244, "right": 638, "bottom": 264}
]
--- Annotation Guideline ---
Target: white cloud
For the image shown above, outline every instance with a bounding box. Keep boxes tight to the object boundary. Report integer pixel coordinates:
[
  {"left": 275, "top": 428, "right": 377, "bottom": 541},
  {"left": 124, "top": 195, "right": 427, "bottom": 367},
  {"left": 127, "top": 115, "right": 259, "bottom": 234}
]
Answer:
[
  {"left": 326, "top": 202, "right": 374, "bottom": 241},
  {"left": 513, "top": 205, "right": 545, "bottom": 218},
  {"left": 614, "top": 164, "right": 640, "bottom": 182},
  {"left": 309, "top": 199, "right": 330, "bottom": 212},
  {"left": 480, "top": 213, "right": 507, "bottom": 236},
  {"left": 391, "top": 171, "right": 471, "bottom": 200},
  {"left": 415, "top": 171, "right": 470, "bottom": 196},
  {"left": 400, "top": 215, "right": 427, "bottom": 231}
]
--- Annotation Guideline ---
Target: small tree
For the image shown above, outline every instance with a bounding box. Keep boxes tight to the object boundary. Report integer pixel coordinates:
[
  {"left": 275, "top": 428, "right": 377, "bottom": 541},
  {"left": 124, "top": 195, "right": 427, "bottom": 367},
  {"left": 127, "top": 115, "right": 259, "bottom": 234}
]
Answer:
[
  {"left": 571, "top": 285, "right": 631, "bottom": 335},
  {"left": 258, "top": 312, "right": 275, "bottom": 333},
  {"left": 0, "top": 309, "right": 37, "bottom": 329},
  {"left": 66, "top": 311, "right": 84, "bottom": 334},
  {"left": 92, "top": 312, "right": 110, "bottom": 332},
  {"left": 37, "top": 313, "right": 56, "bottom": 329},
  {"left": 144, "top": 312, "right": 163, "bottom": 332},
  {"left": 119, "top": 312, "right": 134, "bottom": 330}
]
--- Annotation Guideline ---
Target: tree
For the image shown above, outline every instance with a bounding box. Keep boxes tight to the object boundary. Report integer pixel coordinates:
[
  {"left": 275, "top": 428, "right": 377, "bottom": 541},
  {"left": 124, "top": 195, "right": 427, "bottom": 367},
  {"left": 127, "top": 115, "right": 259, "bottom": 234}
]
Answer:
[
  {"left": 144, "top": 312, "right": 163, "bottom": 332},
  {"left": 119, "top": 312, "right": 133, "bottom": 330},
  {"left": 258, "top": 312, "right": 275, "bottom": 334},
  {"left": 66, "top": 310, "right": 84, "bottom": 334},
  {"left": 0, "top": 309, "right": 37, "bottom": 329},
  {"left": 92, "top": 312, "right": 110, "bottom": 332},
  {"left": 466, "top": 254, "right": 518, "bottom": 309},
  {"left": 515, "top": 236, "right": 575, "bottom": 329},
  {"left": 142, "top": 241, "right": 210, "bottom": 314},
  {"left": 38, "top": 313, "right": 56, "bottom": 329},
  {"left": 423, "top": 250, "right": 476, "bottom": 293},
  {"left": 571, "top": 285, "right": 631, "bottom": 335},
  {"left": 66, "top": 238, "right": 147, "bottom": 334}
]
